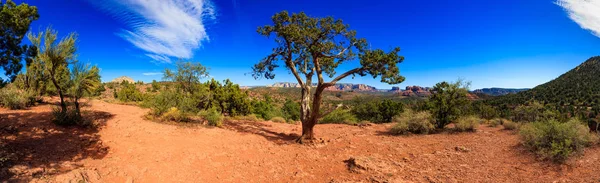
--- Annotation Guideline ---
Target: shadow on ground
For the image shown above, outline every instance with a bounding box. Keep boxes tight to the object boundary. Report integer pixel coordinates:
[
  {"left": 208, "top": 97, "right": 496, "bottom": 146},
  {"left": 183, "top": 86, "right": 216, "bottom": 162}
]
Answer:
[
  {"left": 223, "top": 120, "right": 299, "bottom": 145},
  {"left": 0, "top": 109, "right": 114, "bottom": 182}
]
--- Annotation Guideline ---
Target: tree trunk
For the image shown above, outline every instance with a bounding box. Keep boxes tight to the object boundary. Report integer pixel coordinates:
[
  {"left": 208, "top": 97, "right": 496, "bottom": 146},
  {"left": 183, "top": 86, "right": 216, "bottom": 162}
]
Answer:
[
  {"left": 50, "top": 77, "right": 67, "bottom": 113},
  {"left": 297, "top": 86, "right": 315, "bottom": 143},
  {"left": 296, "top": 84, "right": 326, "bottom": 144},
  {"left": 74, "top": 97, "right": 81, "bottom": 117}
]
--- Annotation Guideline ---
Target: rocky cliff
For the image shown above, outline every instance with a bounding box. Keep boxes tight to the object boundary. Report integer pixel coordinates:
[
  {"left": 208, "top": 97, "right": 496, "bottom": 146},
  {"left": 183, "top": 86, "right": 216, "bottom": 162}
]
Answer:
[{"left": 390, "top": 86, "right": 432, "bottom": 97}]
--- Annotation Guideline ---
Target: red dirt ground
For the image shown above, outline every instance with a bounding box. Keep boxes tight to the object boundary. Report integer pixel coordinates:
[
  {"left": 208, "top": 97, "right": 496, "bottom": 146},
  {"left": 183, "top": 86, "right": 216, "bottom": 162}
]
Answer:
[{"left": 1, "top": 100, "right": 600, "bottom": 182}]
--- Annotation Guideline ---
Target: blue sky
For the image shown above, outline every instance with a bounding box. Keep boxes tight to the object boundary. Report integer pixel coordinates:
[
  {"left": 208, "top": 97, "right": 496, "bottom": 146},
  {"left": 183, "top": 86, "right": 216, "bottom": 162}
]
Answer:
[{"left": 8, "top": 0, "right": 600, "bottom": 89}]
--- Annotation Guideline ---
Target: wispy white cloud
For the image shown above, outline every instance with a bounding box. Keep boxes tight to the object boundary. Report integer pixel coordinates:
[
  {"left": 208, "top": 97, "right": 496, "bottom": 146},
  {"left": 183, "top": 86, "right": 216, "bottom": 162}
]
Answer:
[
  {"left": 146, "top": 54, "right": 172, "bottom": 64},
  {"left": 143, "top": 72, "right": 163, "bottom": 76},
  {"left": 89, "top": 0, "right": 217, "bottom": 62},
  {"left": 557, "top": 0, "right": 600, "bottom": 38}
]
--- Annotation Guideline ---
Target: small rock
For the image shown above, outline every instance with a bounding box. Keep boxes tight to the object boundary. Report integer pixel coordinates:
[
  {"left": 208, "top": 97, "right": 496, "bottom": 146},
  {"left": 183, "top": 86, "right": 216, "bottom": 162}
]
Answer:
[{"left": 455, "top": 146, "right": 470, "bottom": 152}]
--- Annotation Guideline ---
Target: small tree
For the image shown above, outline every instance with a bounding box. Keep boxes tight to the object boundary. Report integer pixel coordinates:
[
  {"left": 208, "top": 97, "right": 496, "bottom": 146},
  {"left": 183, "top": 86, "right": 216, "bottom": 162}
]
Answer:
[
  {"left": 163, "top": 61, "right": 209, "bottom": 94},
  {"left": 253, "top": 11, "right": 405, "bottom": 143},
  {"left": 27, "top": 27, "right": 77, "bottom": 113},
  {"left": 69, "top": 63, "right": 101, "bottom": 116},
  {"left": 429, "top": 80, "right": 470, "bottom": 129},
  {"left": 151, "top": 80, "right": 160, "bottom": 92},
  {"left": 0, "top": 0, "right": 39, "bottom": 82}
]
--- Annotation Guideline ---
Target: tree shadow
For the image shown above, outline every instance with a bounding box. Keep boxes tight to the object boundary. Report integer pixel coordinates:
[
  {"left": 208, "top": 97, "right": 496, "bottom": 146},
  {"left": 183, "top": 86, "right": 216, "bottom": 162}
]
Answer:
[
  {"left": 0, "top": 110, "right": 114, "bottom": 182},
  {"left": 223, "top": 120, "right": 299, "bottom": 145}
]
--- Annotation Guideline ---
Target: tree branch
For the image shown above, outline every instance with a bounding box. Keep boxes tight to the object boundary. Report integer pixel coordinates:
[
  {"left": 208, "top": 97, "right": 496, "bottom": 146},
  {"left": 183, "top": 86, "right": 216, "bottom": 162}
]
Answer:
[
  {"left": 321, "top": 42, "right": 355, "bottom": 58},
  {"left": 284, "top": 38, "right": 305, "bottom": 86},
  {"left": 323, "top": 67, "right": 364, "bottom": 87}
]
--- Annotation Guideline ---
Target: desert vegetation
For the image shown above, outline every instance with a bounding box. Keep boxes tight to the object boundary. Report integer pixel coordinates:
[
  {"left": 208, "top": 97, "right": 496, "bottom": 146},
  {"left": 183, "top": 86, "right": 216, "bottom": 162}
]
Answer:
[{"left": 2, "top": 0, "right": 600, "bottom": 182}]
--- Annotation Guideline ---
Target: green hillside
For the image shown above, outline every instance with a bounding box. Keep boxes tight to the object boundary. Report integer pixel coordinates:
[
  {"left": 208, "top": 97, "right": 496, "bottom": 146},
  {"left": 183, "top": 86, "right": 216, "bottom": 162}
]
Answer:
[{"left": 489, "top": 56, "right": 600, "bottom": 106}]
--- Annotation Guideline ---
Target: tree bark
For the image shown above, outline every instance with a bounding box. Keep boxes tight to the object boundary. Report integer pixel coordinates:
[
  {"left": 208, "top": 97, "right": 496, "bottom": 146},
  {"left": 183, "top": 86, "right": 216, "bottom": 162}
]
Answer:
[
  {"left": 74, "top": 97, "right": 81, "bottom": 117},
  {"left": 50, "top": 76, "right": 67, "bottom": 113},
  {"left": 297, "top": 86, "right": 315, "bottom": 143},
  {"left": 297, "top": 84, "right": 328, "bottom": 144}
]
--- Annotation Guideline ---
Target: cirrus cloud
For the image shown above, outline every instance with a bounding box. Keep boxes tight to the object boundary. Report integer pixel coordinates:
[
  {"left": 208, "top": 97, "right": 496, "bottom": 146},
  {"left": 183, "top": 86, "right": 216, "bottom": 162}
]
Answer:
[
  {"left": 556, "top": 0, "right": 600, "bottom": 38},
  {"left": 89, "top": 0, "right": 217, "bottom": 63}
]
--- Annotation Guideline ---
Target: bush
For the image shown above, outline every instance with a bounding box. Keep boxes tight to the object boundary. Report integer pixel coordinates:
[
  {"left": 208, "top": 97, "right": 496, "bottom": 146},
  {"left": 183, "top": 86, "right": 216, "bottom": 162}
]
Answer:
[
  {"left": 488, "top": 118, "right": 504, "bottom": 127},
  {"left": 0, "top": 87, "right": 35, "bottom": 109},
  {"left": 160, "top": 107, "right": 190, "bottom": 122},
  {"left": 199, "top": 108, "right": 223, "bottom": 127},
  {"left": 320, "top": 109, "right": 358, "bottom": 125},
  {"left": 390, "top": 110, "right": 435, "bottom": 135},
  {"left": 252, "top": 96, "right": 281, "bottom": 120},
  {"left": 282, "top": 99, "right": 301, "bottom": 121},
  {"left": 502, "top": 120, "right": 519, "bottom": 130},
  {"left": 117, "top": 82, "right": 145, "bottom": 102},
  {"left": 92, "top": 83, "right": 106, "bottom": 96},
  {"left": 144, "top": 89, "right": 199, "bottom": 116},
  {"left": 520, "top": 119, "right": 598, "bottom": 162},
  {"left": 271, "top": 116, "right": 286, "bottom": 123},
  {"left": 52, "top": 108, "right": 90, "bottom": 126},
  {"left": 454, "top": 116, "right": 481, "bottom": 132},
  {"left": 351, "top": 99, "right": 404, "bottom": 123}
]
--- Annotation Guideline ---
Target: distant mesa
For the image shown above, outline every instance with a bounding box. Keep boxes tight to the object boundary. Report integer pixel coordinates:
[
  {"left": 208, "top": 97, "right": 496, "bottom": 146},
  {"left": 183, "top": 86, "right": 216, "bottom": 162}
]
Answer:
[
  {"left": 268, "top": 82, "right": 377, "bottom": 92},
  {"left": 472, "top": 88, "right": 529, "bottom": 96},
  {"left": 389, "top": 86, "right": 432, "bottom": 97},
  {"left": 267, "top": 82, "right": 528, "bottom": 98},
  {"left": 111, "top": 76, "right": 135, "bottom": 83}
]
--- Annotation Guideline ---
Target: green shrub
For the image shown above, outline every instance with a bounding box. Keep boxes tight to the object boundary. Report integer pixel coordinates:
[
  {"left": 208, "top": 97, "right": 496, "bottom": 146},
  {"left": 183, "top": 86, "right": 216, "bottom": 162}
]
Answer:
[
  {"left": 252, "top": 96, "right": 281, "bottom": 120},
  {"left": 52, "top": 108, "right": 88, "bottom": 126},
  {"left": 199, "top": 108, "right": 223, "bottom": 127},
  {"left": 488, "top": 118, "right": 504, "bottom": 127},
  {"left": 282, "top": 99, "right": 301, "bottom": 121},
  {"left": 144, "top": 89, "right": 199, "bottom": 116},
  {"left": 0, "top": 87, "right": 35, "bottom": 109},
  {"left": 117, "top": 82, "right": 145, "bottom": 102},
  {"left": 271, "top": 116, "right": 286, "bottom": 123},
  {"left": 351, "top": 99, "right": 404, "bottom": 123},
  {"left": 320, "top": 109, "right": 358, "bottom": 125},
  {"left": 520, "top": 119, "right": 598, "bottom": 162},
  {"left": 160, "top": 107, "right": 190, "bottom": 122},
  {"left": 502, "top": 120, "right": 519, "bottom": 130},
  {"left": 390, "top": 110, "right": 435, "bottom": 135},
  {"left": 92, "top": 83, "right": 106, "bottom": 96},
  {"left": 454, "top": 116, "right": 481, "bottom": 132}
]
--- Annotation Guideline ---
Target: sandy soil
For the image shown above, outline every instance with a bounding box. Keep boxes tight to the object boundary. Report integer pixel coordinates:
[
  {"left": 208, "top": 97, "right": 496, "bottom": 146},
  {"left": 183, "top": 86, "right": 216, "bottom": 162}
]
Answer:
[{"left": 1, "top": 100, "right": 600, "bottom": 183}]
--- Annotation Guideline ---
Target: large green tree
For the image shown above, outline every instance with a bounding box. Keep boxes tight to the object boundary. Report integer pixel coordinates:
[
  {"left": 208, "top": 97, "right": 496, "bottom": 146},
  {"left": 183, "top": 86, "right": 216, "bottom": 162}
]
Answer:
[
  {"left": 253, "top": 11, "right": 405, "bottom": 143},
  {"left": 27, "top": 27, "right": 78, "bottom": 113},
  {"left": 0, "top": 0, "right": 39, "bottom": 82}
]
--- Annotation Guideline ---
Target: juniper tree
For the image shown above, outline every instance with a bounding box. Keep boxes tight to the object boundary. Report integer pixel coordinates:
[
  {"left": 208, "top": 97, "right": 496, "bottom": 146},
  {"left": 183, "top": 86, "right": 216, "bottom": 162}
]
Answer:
[
  {"left": 253, "top": 11, "right": 405, "bottom": 143},
  {"left": 0, "top": 0, "right": 39, "bottom": 82}
]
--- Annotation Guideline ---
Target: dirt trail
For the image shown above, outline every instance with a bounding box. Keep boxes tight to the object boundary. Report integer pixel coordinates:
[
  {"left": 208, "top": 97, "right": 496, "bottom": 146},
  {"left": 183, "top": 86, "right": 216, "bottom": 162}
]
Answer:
[{"left": 2, "top": 100, "right": 600, "bottom": 182}]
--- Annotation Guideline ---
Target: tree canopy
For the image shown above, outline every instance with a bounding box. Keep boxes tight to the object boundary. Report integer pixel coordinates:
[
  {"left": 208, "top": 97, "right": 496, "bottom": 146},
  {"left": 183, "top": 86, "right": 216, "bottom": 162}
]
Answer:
[
  {"left": 0, "top": 0, "right": 39, "bottom": 82},
  {"left": 253, "top": 11, "right": 406, "bottom": 142},
  {"left": 252, "top": 11, "right": 405, "bottom": 86}
]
